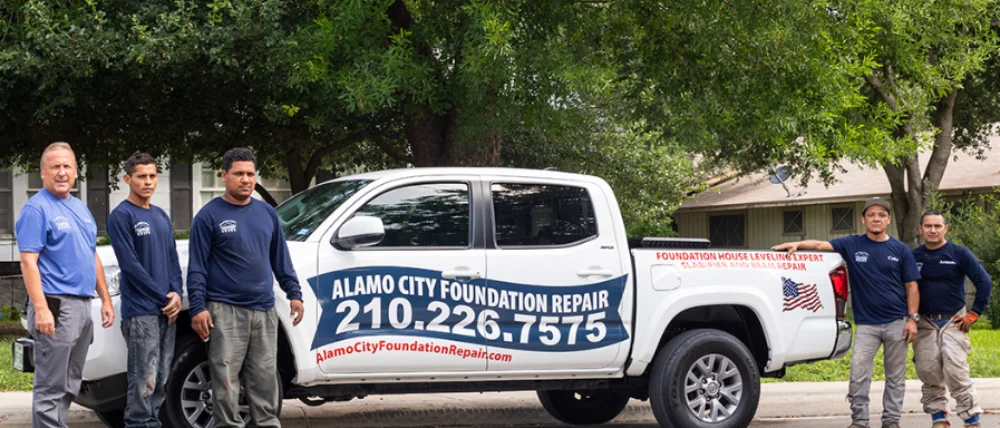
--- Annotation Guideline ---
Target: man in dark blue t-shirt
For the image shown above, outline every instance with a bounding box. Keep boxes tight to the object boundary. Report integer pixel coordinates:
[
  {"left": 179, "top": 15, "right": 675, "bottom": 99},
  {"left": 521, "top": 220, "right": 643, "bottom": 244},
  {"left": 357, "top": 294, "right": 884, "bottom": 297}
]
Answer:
[
  {"left": 188, "top": 148, "right": 304, "bottom": 428},
  {"left": 773, "top": 198, "right": 920, "bottom": 428},
  {"left": 911, "top": 210, "right": 991, "bottom": 428},
  {"left": 107, "top": 152, "right": 182, "bottom": 428}
]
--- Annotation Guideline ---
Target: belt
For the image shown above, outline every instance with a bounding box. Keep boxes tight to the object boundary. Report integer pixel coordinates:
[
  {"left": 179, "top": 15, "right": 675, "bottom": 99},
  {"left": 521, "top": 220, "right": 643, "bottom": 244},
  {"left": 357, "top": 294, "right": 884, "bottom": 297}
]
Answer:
[{"left": 923, "top": 312, "right": 956, "bottom": 321}]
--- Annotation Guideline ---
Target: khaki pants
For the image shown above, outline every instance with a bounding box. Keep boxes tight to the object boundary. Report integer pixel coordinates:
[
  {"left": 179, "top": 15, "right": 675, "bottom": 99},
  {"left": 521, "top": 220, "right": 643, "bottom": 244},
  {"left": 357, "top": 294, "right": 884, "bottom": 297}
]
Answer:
[
  {"left": 848, "top": 319, "right": 909, "bottom": 426},
  {"left": 913, "top": 308, "right": 982, "bottom": 421},
  {"left": 207, "top": 301, "right": 281, "bottom": 428}
]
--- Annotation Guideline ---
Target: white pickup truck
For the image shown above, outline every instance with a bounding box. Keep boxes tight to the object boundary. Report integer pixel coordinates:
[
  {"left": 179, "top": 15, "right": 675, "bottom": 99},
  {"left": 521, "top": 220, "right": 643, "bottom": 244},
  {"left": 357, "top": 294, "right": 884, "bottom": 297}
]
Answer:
[{"left": 14, "top": 167, "right": 852, "bottom": 428}]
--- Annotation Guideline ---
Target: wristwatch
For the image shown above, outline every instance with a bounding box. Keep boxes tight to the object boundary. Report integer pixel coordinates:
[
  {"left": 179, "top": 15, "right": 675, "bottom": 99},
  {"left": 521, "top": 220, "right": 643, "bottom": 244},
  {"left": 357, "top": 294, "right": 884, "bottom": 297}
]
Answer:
[{"left": 908, "top": 313, "right": 921, "bottom": 322}]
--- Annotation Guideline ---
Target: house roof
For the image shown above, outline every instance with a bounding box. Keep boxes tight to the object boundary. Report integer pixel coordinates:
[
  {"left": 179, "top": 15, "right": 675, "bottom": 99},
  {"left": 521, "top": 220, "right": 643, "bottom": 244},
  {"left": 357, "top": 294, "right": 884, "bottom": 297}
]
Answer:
[{"left": 677, "top": 134, "right": 1000, "bottom": 213}]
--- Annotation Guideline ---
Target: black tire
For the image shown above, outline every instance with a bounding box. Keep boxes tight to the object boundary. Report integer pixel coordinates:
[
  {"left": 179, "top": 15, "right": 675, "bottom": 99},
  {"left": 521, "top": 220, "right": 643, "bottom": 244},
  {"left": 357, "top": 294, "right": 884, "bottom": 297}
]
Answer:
[
  {"left": 537, "top": 389, "right": 630, "bottom": 425},
  {"left": 95, "top": 409, "right": 125, "bottom": 428},
  {"left": 164, "top": 336, "right": 284, "bottom": 428},
  {"left": 649, "top": 329, "right": 760, "bottom": 428}
]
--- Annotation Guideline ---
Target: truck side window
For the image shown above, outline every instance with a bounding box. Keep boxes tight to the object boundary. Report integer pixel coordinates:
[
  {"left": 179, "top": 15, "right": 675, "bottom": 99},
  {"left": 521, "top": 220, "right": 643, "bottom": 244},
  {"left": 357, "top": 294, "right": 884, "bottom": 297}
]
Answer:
[
  {"left": 491, "top": 183, "right": 597, "bottom": 247},
  {"left": 353, "top": 182, "right": 471, "bottom": 248}
]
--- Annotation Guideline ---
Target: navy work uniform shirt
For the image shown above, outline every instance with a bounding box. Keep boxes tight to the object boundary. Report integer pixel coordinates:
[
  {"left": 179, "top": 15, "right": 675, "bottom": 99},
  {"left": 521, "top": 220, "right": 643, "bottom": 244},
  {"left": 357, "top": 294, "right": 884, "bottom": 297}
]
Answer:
[{"left": 830, "top": 234, "right": 921, "bottom": 325}]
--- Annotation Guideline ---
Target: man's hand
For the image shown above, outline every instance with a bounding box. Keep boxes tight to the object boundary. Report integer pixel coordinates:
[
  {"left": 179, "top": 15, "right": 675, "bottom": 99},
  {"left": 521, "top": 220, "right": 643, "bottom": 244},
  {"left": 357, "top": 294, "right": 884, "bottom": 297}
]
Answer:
[
  {"left": 101, "top": 300, "right": 115, "bottom": 328},
  {"left": 290, "top": 300, "right": 304, "bottom": 327},
  {"left": 953, "top": 311, "right": 979, "bottom": 333},
  {"left": 771, "top": 242, "right": 799, "bottom": 254},
  {"left": 904, "top": 319, "right": 918, "bottom": 343},
  {"left": 34, "top": 307, "right": 55, "bottom": 337},
  {"left": 161, "top": 292, "right": 182, "bottom": 325},
  {"left": 191, "top": 311, "right": 214, "bottom": 339}
]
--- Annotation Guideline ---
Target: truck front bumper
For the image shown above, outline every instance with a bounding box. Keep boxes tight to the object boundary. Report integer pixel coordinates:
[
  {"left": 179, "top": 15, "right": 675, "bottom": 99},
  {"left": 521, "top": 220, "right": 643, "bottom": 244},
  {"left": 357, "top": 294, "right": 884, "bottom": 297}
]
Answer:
[{"left": 831, "top": 320, "right": 853, "bottom": 359}]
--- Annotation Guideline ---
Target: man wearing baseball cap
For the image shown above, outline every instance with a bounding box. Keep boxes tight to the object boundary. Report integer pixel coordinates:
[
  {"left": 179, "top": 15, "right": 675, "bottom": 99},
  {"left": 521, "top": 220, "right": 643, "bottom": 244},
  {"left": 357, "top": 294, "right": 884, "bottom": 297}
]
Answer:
[{"left": 773, "top": 197, "right": 920, "bottom": 428}]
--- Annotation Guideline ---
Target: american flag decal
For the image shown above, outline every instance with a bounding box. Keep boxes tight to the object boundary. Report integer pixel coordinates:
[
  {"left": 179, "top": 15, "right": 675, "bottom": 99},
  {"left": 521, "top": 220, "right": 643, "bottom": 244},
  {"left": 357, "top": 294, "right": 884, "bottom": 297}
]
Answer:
[{"left": 782, "top": 277, "right": 823, "bottom": 312}]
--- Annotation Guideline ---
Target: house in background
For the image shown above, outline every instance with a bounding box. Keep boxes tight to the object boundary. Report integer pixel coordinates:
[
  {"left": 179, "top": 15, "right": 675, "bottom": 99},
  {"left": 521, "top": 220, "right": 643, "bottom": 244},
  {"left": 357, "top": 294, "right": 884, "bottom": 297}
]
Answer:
[
  {"left": 0, "top": 161, "right": 334, "bottom": 269},
  {"left": 674, "top": 134, "right": 1000, "bottom": 249}
]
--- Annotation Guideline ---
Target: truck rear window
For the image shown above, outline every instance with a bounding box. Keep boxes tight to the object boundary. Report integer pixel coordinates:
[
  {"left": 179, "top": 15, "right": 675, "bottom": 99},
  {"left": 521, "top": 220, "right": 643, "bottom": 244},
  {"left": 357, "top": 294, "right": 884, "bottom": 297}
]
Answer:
[{"left": 491, "top": 183, "right": 597, "bottom": 247}]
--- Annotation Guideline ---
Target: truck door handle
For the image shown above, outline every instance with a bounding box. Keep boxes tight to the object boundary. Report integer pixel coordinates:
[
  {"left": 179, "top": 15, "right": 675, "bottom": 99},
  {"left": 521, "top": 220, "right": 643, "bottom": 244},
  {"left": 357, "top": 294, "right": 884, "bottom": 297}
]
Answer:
[
  {"left": 442, "top": 270, "right": 482, "bottom": 280},
  {"left": 577, "top": 269, "right": 614, "bottom": 278}
]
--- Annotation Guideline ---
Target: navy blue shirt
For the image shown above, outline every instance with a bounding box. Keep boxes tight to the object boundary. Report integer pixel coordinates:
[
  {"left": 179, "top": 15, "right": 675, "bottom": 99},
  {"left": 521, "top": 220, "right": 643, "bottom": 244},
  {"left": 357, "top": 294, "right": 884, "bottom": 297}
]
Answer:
[
  {"left": 108, "top": 200, "right": 183, "bottom": 318},
  {"left": 15, "top": 188, "right": 98, "bottom": 297},
  {"left": 912, "top": 242, "right": 992, "bottom": 316},
  {"left": 187, "top": 197, "right": 302, "bottom": 316},
  {"left": 830, "top": 234, "right": 921, "bottom": 325}
]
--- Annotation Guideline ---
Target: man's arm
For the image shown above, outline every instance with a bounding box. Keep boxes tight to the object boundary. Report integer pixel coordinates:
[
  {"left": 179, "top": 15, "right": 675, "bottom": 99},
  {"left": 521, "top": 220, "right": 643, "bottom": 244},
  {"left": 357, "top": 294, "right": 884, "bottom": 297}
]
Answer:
[
  {"left": 95, "top": 252, "right": 115, "bottom": 328},
  {"left": 15, "top": 206, "right": 53, "bottom": 336},
  {"left": 19, "top": 252, "right": 54, "bottom": 336},
  {"left": 771, "top": 240, "right": 835, "bottom": 253},
  {"left": 186, "top": 215, "right": 212, "bottom": 317},
  {"left": 269, "top": 210, "right": 302, "bottom": 300},
  {"left": 903, "top": 280, "right": 919, "bottom": 342},
  {"left": 962, "top": 248, "right": 993, "bottom": 316},
  {"left": 107, "top": 211, "right": 168, "bottom": 307},
  {"left": 269, "top": 208, "right": 303, "bottom": 326}
]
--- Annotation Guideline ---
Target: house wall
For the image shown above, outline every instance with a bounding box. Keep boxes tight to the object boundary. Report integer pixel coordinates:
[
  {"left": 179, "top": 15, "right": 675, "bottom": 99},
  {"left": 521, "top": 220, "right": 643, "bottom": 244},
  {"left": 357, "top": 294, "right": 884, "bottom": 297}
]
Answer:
[{"left": 675, "top": 200, "right": 905, "bottom": 249}]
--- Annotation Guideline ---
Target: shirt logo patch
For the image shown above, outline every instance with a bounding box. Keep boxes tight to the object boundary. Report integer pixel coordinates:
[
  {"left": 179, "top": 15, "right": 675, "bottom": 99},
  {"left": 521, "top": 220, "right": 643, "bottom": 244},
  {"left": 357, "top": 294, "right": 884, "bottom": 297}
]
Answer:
[
  {"left": 939, "top": 260, "right": 957, "bottom": 265},
  {"left": 916, "top": 262, "right": 923, "bottom": 272},
  {"left": 219, "top": 220, "right": 238, "bottom": 234},
  {"left": 134, "top": 222, "right": 151, "bottom": 237},
  {"left": 855, "top": 251, "right": 869, "bottom": 263},
  {"left": 53, "top": 216, "right": 71, "bottom": 231},
  {"left": 887, "top": 255, "right": 900, "bottom": 262}
]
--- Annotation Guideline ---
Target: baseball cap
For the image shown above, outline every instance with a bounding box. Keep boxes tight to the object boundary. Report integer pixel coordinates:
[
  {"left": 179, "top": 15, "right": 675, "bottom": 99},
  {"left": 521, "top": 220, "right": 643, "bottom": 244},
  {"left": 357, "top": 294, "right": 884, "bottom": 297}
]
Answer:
[{"left": 862, "top": 197, "right": 891, "bottom": 215}]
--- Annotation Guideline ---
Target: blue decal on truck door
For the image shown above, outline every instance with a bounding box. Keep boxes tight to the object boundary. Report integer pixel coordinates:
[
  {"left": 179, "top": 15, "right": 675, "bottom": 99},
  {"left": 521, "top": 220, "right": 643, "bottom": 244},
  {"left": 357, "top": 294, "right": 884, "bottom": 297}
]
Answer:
[{"left": 308, "top": 266, "right": 629, "bottom": 352}]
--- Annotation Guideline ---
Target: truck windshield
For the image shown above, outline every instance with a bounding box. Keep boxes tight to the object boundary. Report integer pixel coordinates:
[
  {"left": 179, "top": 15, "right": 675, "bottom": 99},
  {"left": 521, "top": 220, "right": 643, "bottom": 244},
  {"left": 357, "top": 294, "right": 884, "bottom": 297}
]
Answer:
[{"left": 276, "top": 179, "right": 371, "bottom": 241}]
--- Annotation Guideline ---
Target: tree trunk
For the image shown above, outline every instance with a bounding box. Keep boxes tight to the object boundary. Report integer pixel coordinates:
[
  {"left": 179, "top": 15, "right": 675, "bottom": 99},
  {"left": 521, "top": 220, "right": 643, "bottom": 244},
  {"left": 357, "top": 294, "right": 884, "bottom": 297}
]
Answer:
[
  {"left": 880, "top": 90, "right": 958, "bottom": 248},
  {"left": 405, "top": 105, "right": 501, "bottom": 167}
]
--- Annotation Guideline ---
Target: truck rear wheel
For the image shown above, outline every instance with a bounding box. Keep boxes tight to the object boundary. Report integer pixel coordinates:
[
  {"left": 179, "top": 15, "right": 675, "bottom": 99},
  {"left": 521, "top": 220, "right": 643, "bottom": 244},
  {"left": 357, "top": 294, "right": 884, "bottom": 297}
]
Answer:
[
  {"left": 649, "top": 329, "right": 760, "bottom": 428},
  {"left": 537, "top": 389, "right": 630, "bottom": 425}
]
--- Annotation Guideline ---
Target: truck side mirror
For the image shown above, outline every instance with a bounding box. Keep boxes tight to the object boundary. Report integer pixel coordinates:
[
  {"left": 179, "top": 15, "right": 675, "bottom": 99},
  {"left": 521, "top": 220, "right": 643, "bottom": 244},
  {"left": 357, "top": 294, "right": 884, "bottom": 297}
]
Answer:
[{"left": 332, "top": 216, "right": 385, "bottom": 250}]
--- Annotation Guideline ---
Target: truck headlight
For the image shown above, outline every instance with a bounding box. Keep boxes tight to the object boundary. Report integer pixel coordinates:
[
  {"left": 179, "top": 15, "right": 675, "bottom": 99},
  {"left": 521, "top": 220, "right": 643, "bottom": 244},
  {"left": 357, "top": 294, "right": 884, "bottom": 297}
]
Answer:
[{"left": 104, "top": 265, "right": 122, "bottom": 297}]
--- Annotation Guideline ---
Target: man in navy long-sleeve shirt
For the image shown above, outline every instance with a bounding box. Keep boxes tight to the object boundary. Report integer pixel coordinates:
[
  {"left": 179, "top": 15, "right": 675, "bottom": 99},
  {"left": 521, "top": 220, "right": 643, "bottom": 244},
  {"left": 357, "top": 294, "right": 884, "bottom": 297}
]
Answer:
[
  {"left": 188, "top": 148, "right": 303, "bottom": 428},
  {"left": 107, "top": 152, "right": 182, "bottom": 428},
  {"left": 912, "top": 209, "right": 992, "bottom": 428}
]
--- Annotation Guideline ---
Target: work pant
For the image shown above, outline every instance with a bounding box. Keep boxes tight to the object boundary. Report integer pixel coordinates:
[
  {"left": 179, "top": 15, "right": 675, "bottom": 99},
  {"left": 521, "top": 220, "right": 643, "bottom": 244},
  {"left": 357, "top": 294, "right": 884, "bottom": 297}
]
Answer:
[
  {"left": 847, "top": 319, "right": 908, "bottom": 426},
  {"left": 913, "top": 308, "right": 982, "bottom": 421}
]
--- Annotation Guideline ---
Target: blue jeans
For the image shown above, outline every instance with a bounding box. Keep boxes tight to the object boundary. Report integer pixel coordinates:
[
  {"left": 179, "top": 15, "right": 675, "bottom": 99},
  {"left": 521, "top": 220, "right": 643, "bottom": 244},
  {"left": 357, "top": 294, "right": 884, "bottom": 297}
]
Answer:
[{"left": 121, "top": 315, "right": 175, "bottom": 428}]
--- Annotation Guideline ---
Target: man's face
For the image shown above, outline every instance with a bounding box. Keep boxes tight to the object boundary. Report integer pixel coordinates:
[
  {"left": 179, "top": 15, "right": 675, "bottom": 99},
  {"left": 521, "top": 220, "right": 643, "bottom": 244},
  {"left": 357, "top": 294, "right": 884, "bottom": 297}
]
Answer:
[
  {"left": 124, "top": 163, "right": 158, "bottom": 199},
  {"left": 862, "top": 205, "right": 891, "bottom": 234},
  {"left": 920, "top": 214, "right": 948, "bottom": 245},
  {"left": 41, "top": 148, "right": 78, "bottom": 198},
  {"left": 222, "top": 161, "right": 256, "bottom": 200}
]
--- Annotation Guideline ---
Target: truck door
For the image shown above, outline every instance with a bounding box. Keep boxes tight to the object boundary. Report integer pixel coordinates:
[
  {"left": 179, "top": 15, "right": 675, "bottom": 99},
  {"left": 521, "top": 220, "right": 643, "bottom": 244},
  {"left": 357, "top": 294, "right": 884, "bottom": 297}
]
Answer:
[
  {"left": 313, "top": 176, "right": 489, "bottom": 374},
  {"left": 482, "top": 178, "right": 631, "bottom": 372}
]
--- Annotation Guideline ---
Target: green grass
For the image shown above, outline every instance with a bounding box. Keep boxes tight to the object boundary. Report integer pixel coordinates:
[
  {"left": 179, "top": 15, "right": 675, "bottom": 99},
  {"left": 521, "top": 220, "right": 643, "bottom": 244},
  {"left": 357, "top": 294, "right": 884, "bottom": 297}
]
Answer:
[
  {"left": 768, "top": 323, "right": 1000, "bottom": 382},
  {"left": 0, "top": 336, "right": 34, "bottom": 391}
]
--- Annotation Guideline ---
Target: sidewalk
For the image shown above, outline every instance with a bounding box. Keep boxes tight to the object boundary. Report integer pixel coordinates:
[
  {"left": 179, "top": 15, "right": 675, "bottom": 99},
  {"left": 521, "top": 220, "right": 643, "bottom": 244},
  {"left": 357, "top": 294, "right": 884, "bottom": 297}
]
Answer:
[{"left": 1, "top": 379, "right": 999, "bottom": 427}]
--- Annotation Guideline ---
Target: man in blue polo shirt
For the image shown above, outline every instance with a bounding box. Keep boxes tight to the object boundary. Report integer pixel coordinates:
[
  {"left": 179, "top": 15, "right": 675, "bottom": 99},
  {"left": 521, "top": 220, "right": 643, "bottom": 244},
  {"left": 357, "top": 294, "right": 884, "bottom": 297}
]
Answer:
[
  {"left": 911, "top": 210, "right": 991, "bottom": 428},
  {"left": 107, "top": 152, "right": 183, "bottom": 428},
  {"left": 16, "top": 142, "right": 115, "bottom": 428},
  {"left": 188, "top": 147, "right": 304, "bottom": 427},
  {"left": 773, "top": 197, "right": 920, "bottom": 428}
]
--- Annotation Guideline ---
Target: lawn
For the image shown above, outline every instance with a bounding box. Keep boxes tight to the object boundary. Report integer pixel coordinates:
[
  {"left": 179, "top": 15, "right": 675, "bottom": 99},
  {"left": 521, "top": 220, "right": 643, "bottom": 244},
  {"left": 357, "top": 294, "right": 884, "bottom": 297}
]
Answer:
[
  {"left": 769, "top": 322, "right": 1000, "bottom": 382},
  {"left": 0, "top": 335, "right": 34, "bottom": 391}
]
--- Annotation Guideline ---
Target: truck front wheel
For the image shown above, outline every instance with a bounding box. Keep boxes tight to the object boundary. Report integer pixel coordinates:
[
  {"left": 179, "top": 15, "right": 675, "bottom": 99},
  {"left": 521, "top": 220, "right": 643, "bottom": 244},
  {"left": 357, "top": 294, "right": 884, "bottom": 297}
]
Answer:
[
  {"left": 537, "top": 389, "right": 630, "bottom": 425},
  {"left": 164, "top": 336, "right": 283, "bottom": 428},
  {"left": 649, "top": 329, "right": 760, "bottom": 428}
]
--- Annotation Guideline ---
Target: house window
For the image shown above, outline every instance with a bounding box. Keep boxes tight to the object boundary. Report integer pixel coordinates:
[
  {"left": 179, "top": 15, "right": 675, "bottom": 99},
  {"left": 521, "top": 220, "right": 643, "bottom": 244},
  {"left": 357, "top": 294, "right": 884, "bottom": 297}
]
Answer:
[
  {"left": 0, "top": 169, "right": 12, "bottom": 235},
  {"left": 709, "top": 214, "right": 745, "bottom": 247},
  {"left": 171, "top": 162, "right": 193, "bottom": 231},
  {"left": 783, "top": 210, "right": 804, "bottom": 235},
  {"left": 831, "top": 206, "right": 855, "bottom": 232},
  {"left": 86, "top": 167, "right": 109, "bottom": 234}
]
